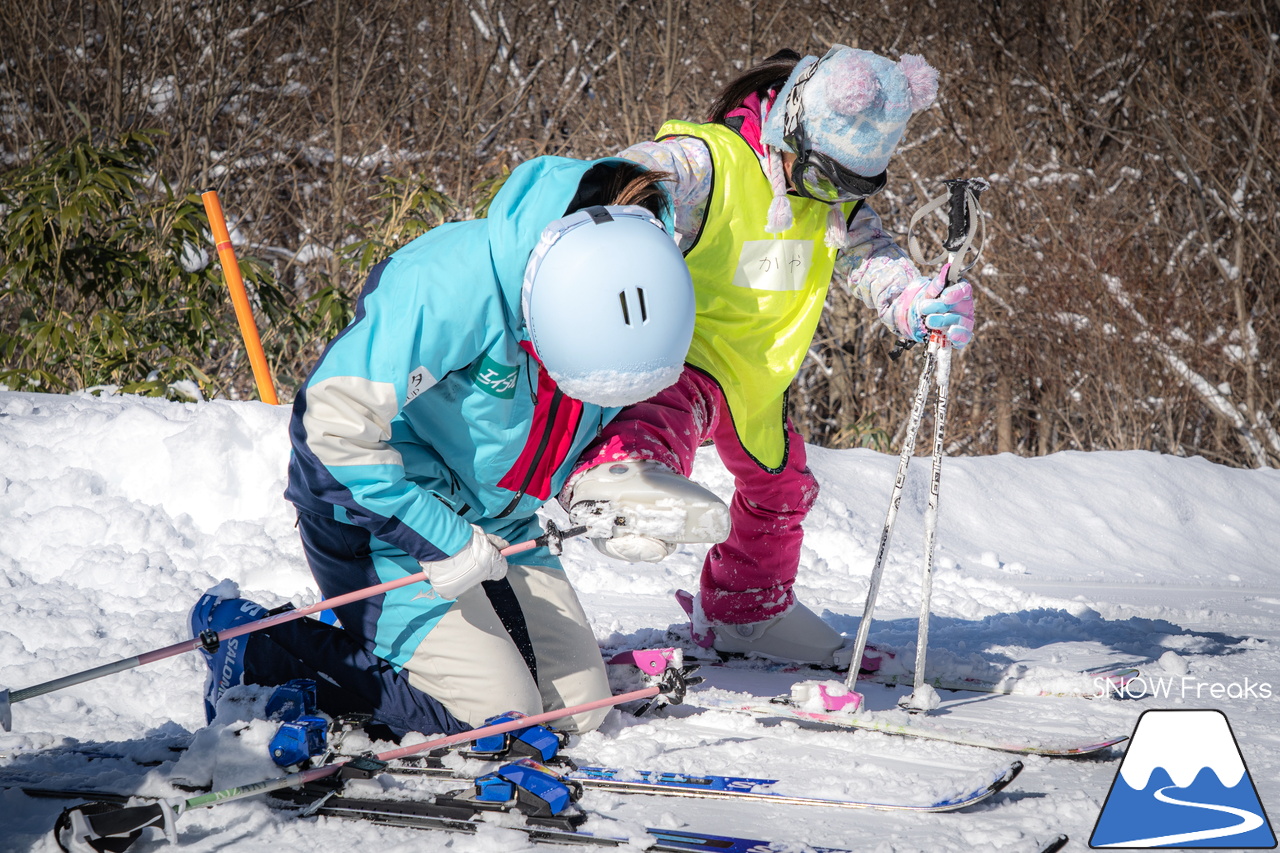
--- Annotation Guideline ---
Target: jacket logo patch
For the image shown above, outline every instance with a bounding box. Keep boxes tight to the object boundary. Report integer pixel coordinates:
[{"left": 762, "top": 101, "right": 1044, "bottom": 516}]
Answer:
[{"left": 471, "top": 354, "right": 520, "bottom": 398}]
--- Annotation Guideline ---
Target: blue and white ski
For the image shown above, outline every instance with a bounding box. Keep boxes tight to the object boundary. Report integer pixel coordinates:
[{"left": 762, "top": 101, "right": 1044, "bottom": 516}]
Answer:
[{"left": 385, "top": 752, "right": 1024, "bottom": 812}]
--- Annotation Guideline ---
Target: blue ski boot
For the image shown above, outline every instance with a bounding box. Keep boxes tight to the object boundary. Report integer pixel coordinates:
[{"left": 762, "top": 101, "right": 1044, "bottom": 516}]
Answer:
[{"left": 189, "top": 591, "right": 268, "bottom": 723}]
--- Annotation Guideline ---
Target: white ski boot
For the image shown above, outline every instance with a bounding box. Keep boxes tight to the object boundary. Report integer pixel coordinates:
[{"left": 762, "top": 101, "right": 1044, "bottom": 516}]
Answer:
[
  {"left": 567, "top": 460, "right": 730, "bottom": 563},
  {"left": 683, "top": 591, "right": 850, "bottom": 667}
]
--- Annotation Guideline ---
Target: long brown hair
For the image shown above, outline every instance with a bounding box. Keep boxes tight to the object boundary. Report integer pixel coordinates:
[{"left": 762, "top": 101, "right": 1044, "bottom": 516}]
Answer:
[
  {"left": 566, "top": 161, "right": 674, "bottom": 219},
  {"left": 707, "top": 49, "right": 801, "bottom": 123}
]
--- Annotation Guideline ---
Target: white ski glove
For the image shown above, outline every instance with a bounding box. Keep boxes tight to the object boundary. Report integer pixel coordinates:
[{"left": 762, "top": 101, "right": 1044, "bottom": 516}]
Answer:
[
  {"left": 423, "top": 525, "right": 509, "bottom": 600},
  {"left": 567, "top": 460, "right": 730, "bottom": 563}
]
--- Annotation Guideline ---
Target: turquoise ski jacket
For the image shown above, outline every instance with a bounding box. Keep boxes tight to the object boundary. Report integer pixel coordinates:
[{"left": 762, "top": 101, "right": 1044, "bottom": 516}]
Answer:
[{"left": 285, "top": 156, "right": 644, "bottom": 566}]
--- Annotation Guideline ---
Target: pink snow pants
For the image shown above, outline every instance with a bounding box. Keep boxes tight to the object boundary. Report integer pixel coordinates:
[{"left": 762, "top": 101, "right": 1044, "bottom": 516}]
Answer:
[{"left": 573, "top": 366, "right": 819, "bottom": 624}]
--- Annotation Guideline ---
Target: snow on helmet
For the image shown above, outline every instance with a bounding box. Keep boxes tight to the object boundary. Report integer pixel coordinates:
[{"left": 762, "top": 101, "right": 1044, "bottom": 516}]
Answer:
[{"left": 522, "top": 205, "right": 694, "bottom": 407}]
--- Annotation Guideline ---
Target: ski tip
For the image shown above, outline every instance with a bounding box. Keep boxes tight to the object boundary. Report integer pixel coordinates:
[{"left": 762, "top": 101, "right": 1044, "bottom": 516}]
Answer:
[
  {"left": 1039, "top": 833, "right": 1069, "bottom": 853},
  {"left": 1055, "top": 735, "right": 1129, "bottom": 756},
  {"left": 0, "top": 687, "right": 11, "bottom": 732},
  {"left": 960, "top": 761, "right": 1024, "bottom": 807},
  {"left": 931, "top": 759, "right": 1025, "bottom": 812},
  {"left": 996, "top": 760, "right": 1025, "bottom": 790}
]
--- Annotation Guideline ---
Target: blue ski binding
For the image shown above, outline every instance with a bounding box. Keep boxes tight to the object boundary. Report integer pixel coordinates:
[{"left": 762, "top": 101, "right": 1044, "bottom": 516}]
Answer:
[
  {"left": 441, "top": 757, "right": 585, "bottom": 828},
  {"left": 465, "top": 710, "right": 567, "bottom": 763},
  {"left": 270, "top": 716, "right": 330, "bottom": 768},
  {"left": 267, "top": 679, "right": 329, "bottom": 768},
  {"left": 265, "top": 678, "right": 317, "bottom": 722}
]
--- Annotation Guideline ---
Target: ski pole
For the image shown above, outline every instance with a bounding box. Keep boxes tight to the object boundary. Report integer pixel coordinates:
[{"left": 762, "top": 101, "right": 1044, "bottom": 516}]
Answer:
[
  {"left": 898, "top": 332, "right": 952, "bottom": 712},
  {"left": 202, "top": 190, "right": 278, "bottom": 405},
  {"left": 845, "top": 178, "right": 988, "bottom": 701},
  {"left": 898, "top": 178, "right": 986, "bottom": 713},
  {"left": 54, "top": 667, "right": 689, "bottom": 853},
  {"left": 0, "top": 522, "right": 586, "bottom": 732},
  {"left": 843, "top": 346, "right": 938, "bottom": 697}
]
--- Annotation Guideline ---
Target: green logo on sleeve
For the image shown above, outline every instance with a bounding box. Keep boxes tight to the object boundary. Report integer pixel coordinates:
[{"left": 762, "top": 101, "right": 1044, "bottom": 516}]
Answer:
[{"left": 470, "top": 354, "right": 520, "bottom": 398}]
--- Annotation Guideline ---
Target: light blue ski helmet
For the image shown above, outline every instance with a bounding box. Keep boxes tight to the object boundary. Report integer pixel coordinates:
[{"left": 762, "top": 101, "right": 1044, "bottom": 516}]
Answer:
[{"left": 521, "top": 205, "right": 695, "bottom": 407}]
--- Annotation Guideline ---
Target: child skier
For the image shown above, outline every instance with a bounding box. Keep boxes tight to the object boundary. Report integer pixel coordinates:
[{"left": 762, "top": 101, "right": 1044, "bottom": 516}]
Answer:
[
  {"left": 562, "top": 46, "right": 976, "bottom": 667},
  {"left": 192, "top": 155, "right": 698, "bottom": 739}
]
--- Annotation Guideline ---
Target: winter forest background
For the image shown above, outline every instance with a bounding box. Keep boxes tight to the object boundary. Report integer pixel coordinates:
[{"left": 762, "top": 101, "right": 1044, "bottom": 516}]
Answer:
[{"left": 1, "top": 0, "right": 1277, "bottom": 468}]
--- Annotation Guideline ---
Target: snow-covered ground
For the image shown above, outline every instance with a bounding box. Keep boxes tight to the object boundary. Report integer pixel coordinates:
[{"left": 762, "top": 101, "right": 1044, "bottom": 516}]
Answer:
[{"left": 1, "top": 390, "right": 1277, "bottom": 852}]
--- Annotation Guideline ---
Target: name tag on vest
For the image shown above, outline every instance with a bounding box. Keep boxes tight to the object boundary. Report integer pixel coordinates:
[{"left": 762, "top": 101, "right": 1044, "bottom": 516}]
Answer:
[{"left": 731, "top": 239, "right": 815, "bottom": 292}]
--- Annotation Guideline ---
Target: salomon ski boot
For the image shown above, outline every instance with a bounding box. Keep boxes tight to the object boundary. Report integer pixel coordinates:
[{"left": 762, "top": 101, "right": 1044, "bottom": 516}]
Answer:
[{"left": 190, "top": 590, "right": 268, "bottom": 723}]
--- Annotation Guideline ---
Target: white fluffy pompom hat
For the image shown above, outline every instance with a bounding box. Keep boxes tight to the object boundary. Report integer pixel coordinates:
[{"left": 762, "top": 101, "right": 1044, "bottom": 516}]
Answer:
[{"left": 762, "top": 45, "right": 939, "bottom": 178}]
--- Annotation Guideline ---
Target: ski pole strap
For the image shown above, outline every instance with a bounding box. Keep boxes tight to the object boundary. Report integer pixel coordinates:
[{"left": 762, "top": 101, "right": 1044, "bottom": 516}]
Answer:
[{"left": 907, "top": 178, "right": 989, "bottom": 277}]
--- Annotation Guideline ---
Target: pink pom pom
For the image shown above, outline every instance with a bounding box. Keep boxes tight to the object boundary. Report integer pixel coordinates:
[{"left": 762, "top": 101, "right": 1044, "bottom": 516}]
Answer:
[
  {"left": 899, "top": 54, "right": 939, "bottom": 112},
  {"left": 825, "top": 54, "right": 879, "bottom": 115}
]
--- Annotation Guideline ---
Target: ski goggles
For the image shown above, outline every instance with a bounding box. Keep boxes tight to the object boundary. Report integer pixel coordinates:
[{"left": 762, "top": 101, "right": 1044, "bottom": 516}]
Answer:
[{"left": 780, "top": 57, "right": 887, "bottom": 204}]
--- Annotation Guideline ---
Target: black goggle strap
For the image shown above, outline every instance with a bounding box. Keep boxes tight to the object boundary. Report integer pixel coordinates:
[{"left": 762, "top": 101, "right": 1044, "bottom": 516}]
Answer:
[
  {"left": 799, "top": 154, "right": 886, "bottom": 199},
  {"left": 780, "top": 59, "right": 820, "bottom": 150}
]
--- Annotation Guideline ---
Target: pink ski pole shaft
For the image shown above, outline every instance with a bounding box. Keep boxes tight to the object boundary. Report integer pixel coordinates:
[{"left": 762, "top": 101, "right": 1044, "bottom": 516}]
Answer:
[{"left": 0, "top": 523, "right": 586, "bottom": 731}]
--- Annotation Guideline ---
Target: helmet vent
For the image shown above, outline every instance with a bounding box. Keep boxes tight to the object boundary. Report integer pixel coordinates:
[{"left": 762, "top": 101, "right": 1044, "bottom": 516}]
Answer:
[
  {"left": 618, "top": 291, "right": 632, "bottom": 326},
  {"left": 618, "top": 288, "right": 650, "bottom": 326}
]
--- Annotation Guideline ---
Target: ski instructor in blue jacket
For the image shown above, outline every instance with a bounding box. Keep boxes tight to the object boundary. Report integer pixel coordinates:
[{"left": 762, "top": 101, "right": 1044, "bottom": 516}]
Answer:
[{"left": 192, "top": 156, "right": 695, "bottom": 739}]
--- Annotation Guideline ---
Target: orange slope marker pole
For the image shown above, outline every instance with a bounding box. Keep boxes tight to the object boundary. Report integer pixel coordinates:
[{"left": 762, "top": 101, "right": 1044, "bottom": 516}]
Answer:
[{"left": 201, "top": 190, "right": 279, "bottom": 405}]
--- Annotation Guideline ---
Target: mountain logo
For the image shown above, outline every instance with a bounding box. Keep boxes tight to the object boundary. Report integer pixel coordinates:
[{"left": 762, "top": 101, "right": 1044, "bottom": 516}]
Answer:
[{"left": 1090, "top": 709, "right": 1276, "bottom": 848}]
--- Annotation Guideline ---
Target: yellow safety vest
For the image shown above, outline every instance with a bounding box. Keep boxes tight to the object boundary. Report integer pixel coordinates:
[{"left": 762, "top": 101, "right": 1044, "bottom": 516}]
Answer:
[{"left": 657, "top": 120, "right": 857, "bottom": 470}]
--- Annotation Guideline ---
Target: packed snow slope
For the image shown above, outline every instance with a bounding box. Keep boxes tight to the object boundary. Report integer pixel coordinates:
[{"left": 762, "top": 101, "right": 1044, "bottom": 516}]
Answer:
[{"left": 1, "top": 390, "right": 1278, "bottom": 852}]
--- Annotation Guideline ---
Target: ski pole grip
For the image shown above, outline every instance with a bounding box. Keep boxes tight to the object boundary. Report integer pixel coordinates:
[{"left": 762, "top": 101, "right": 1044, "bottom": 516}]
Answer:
[{"left": 942, "top": 179, "right": 972, "bottom": 252}]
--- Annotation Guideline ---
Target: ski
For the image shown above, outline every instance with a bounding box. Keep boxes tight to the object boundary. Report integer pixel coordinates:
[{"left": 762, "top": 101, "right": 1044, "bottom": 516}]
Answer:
[
  {"left": 21, "top": 782, "right": 857, "bottom": 852},
  {"left": 356, "top": 749, "right": 1024, "bottom": 812},
  {"left": 862, "top": 664, "right": 1141, "bottom": 700},
  {"left": 660, "top": 649, "right": 1140, "bottom": 701},
  {"left": 610, "top": 649, "right": 1132, "bottom": 757},
  {"left": 664, "top": 591, "right": 1141, "bottom": 700},
  {"left": 20, "top": 785, "right": 1068, "bottom": 853},
  {"left": 700, "top": 694, "right": 1126, "bottom": 756},
  {"left": 3, "top": 741, "right": 1023, "bottom": 815},
  {"left": 0, "top": 742, "right": 1018, "bottom": 814}
]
